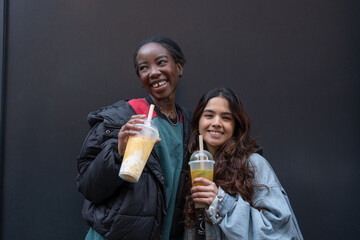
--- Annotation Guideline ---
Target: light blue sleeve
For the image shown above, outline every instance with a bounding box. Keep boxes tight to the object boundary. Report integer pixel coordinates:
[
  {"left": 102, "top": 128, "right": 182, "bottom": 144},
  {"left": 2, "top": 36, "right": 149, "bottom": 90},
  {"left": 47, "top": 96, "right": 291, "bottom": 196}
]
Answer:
[{"left": 205, "top": 154, "right": 303, "bottom": 240}]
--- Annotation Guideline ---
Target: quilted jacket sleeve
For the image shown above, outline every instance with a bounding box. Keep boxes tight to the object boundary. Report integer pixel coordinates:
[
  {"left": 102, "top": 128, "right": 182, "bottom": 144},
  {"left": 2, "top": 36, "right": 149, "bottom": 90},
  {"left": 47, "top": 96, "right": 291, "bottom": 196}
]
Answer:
[{"left": 76, "top": 120, "right": 124, "bottom": 204}]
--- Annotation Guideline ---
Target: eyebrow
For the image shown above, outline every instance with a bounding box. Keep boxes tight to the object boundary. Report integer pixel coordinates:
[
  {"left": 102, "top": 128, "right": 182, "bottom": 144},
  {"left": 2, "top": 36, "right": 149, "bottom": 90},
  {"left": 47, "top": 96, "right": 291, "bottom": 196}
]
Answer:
[
  {"left": 203, "top": 109, "right": 233, "bottom": 115},
  {"left": 155, "top": 55, "right": 168, "bottom": 61}
]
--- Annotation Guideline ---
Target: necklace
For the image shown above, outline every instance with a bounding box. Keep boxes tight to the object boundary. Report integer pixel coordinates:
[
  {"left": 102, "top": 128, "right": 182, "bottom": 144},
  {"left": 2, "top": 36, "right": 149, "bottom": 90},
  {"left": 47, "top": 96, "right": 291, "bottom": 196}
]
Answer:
[
  {"left": 159, "top": 106, "right": 179, "bottom": 126},
  {"left": 166, "top": 110, "right": 179, "bottom": 126}
]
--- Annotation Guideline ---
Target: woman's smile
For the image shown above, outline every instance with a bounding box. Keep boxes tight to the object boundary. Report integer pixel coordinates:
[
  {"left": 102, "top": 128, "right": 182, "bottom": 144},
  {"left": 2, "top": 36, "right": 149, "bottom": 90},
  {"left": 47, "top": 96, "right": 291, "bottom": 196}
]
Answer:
[
  {"left": 208, "top": 130, "right": 223, "bottom": 137},
  {"left": 150, "top": 80, "right": 168, "bottom": 92},
  {"left": 151, "top": 80, "right": 167, "bottom": 88}
]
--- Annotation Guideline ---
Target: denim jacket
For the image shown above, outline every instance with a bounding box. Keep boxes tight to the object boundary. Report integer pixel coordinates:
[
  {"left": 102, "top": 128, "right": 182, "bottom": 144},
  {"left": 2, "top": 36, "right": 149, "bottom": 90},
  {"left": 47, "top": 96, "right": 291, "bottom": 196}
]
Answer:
[{"left": 184, "top": 153, "right": 303, "bottom": 240}]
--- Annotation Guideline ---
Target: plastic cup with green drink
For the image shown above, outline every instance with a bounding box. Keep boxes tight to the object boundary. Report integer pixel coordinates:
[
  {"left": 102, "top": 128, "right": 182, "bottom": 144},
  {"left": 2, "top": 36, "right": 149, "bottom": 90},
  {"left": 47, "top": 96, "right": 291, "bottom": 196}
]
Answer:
[{"left": 189, "top": 145, "right": 215, "bottom": 208}]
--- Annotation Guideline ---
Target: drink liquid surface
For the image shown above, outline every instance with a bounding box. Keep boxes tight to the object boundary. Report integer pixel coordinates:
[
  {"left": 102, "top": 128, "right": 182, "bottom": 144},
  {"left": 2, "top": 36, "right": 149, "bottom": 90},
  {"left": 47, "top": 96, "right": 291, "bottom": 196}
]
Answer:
[{"left": 190, "top": 169, "right": 214, "bottom": 184}]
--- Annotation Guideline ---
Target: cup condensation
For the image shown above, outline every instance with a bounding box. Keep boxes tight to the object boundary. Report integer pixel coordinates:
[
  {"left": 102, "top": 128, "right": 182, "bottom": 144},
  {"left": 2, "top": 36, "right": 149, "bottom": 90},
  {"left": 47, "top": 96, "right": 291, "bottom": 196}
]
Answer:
[
  {"left": 119, "top": 120, "right": 159, "bottom": 182},
  {"left": 189, "top": 150, "right": 215, "bottom": 208}
]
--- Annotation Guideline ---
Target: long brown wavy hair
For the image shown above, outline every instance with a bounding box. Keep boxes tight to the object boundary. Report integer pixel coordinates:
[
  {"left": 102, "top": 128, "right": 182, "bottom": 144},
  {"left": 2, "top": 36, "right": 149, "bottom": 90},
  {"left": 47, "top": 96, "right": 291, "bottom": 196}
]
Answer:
[{"left": 184, "top": 87, "right": 260, "bottom": 228}]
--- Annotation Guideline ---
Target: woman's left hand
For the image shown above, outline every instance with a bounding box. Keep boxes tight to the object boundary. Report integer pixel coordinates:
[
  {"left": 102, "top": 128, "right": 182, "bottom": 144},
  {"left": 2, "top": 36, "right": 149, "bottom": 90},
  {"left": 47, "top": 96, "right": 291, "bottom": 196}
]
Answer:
[{"left": 191, "top": 177, "right": 218, "bottom": 206}]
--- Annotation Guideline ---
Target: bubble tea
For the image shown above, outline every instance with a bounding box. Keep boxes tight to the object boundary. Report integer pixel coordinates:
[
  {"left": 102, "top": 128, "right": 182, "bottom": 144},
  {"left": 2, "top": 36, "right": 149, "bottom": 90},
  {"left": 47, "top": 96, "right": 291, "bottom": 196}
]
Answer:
[
  {"left": 189, "top": 150, "right": 215, "bottom": 208},
  {"left": 119, "top": 105, "right": 159, "bottom": 182}
]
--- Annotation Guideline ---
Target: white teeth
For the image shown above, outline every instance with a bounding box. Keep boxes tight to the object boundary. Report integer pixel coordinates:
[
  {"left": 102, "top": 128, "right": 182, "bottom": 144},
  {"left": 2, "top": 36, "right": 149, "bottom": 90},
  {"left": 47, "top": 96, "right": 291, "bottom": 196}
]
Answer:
[
  {"left": 158, "top": 81, "right": 166, "bottom": 86},
  {"left": 152, "top": 80, "right": 166, "bottom": 88},
  {"left": 210, "top": 131, "right": 222, "bottom": 135}
]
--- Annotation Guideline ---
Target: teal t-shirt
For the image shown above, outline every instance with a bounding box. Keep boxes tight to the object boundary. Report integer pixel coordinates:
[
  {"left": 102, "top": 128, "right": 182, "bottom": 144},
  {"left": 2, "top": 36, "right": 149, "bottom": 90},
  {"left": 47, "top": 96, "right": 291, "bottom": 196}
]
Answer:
[
  {"left": 153, "top": 116, "right": 183, "bottom": 240},
  {"left": 85, "top": 228, "right": 107, "bottom": 240}
]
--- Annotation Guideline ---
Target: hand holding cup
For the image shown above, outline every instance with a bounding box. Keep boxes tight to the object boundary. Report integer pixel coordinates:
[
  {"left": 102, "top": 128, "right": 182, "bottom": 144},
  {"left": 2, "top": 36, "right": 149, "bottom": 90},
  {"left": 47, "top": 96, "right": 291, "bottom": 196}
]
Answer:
[
  {"left": 118, "top": 114, "right": 147, "bottom": 156},
  {"left": 119, "top": 105, "right": 160, "bottom": 183},
  {"left": 189, "top": 137, "right": 215, "bottom": 208},
  {"left": 191, "top": 177, "right": 218, "bottom": 206}
]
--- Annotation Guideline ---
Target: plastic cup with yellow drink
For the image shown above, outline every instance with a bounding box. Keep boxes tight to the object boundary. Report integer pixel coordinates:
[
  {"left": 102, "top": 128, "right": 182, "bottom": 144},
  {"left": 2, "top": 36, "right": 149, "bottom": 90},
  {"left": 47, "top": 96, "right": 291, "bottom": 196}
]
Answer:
[
  {"left": 119, "top": 105, "right": 159, "bottom": 182},
  {"left": 189, "top": 149, "right": 215, "bottom": 208}
]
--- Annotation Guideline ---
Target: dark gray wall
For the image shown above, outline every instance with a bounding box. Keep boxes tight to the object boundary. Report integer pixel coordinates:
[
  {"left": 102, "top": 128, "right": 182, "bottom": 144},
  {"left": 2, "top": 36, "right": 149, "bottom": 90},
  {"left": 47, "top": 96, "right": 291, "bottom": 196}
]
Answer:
[
  {"left": 1, "top": 0, "right": 359, "bottom": 239},
  {"left": 0, "top": 0, "right": 6, "bottom": 236}
]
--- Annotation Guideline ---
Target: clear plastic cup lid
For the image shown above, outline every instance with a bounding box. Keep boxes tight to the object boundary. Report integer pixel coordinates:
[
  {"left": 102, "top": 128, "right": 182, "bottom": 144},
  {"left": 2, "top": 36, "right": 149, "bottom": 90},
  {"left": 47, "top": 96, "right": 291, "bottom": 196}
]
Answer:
[
  {"left": 190, "top": 150, "right": 213, "bottom": 161},
  {"left": 135, "top": 119, "right": 159, "bottom": 140},
  {"left": 141, "top": 119, "right": 158, "bottom": 130}
]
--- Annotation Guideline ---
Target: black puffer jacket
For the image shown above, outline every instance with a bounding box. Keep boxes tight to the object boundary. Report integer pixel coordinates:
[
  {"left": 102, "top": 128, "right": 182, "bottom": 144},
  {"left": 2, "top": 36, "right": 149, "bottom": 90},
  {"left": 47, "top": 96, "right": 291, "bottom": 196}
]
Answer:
[{"left": 76, "top": 98, "right": 192, "bottom": 240}]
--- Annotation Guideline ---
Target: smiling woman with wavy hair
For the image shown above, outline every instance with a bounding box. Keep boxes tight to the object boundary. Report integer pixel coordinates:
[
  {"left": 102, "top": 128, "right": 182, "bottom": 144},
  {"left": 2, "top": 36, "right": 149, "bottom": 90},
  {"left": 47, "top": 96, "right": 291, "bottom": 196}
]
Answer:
[{"left": 183, "top": 87, "right": 303, "bottom": 240}]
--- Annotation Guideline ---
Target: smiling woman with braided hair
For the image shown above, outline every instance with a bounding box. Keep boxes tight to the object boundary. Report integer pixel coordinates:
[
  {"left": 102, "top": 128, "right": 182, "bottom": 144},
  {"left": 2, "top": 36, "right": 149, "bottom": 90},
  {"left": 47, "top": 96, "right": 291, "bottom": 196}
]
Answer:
[{"left": 76, "top": 36, "right": 192, "bottom": 240}]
